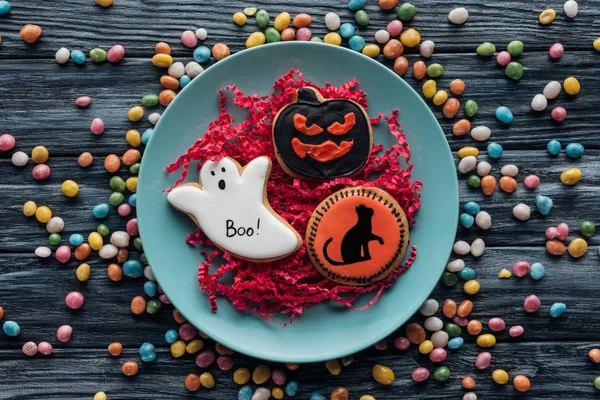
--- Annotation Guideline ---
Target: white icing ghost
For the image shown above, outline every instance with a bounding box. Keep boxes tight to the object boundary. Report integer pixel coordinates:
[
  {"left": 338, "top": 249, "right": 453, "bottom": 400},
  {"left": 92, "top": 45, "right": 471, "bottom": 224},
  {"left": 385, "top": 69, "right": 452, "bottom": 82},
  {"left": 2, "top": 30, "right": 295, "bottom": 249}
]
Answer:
[{"left": 167, "top": 156, "right": 301, "bottom": 262}]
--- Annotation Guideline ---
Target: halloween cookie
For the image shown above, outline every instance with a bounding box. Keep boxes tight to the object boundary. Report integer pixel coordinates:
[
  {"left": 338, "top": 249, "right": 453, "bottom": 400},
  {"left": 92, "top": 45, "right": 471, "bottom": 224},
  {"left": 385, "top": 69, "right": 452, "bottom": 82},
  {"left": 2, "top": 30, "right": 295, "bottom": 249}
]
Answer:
[
  {"left": 272, "top": 87, "right": 373, "bottom": 180},
  {"left": 167, "top": 156, "right": 302, "bottom": 262},
  {"left": 306, "top": 187, "right": 409, "bottom": 285}
]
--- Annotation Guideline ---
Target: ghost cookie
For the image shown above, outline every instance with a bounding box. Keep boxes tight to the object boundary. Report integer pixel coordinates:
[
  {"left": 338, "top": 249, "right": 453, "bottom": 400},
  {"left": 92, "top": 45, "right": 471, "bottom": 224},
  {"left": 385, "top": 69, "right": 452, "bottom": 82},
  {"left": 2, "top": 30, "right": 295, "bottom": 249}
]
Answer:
[
  {"left": 272, "top": 87, "right": 373, "bottom": 180},
  {"left": 167, "top": 156, "right": 302, "bottom": 262},
  {"left": 306, "top": 187, "right": 409, "bottom": 285}
]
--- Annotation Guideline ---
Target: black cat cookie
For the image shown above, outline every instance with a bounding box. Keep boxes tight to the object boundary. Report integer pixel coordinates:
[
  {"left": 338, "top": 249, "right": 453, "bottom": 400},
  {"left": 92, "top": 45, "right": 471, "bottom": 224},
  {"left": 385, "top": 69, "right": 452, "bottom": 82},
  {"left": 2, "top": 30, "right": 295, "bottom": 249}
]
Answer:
[
  {"left": 272, "top": 87, "right": 373, "bottom": 180},
  {"left": 306, "top": 187, "right": 409, "bottom": 285}
]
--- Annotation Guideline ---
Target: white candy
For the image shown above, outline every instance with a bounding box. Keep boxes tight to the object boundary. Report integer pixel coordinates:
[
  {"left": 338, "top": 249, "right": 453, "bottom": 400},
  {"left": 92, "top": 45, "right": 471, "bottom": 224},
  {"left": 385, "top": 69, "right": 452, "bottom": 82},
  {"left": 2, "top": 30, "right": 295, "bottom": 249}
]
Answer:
[
  {"left": 500, "top": 164, "right": 518, "bottom": 177},
  {"left": 168, "top": 62, "right": 185, "bottom": 78},
  {"left": 185, "top": 61, "right": 204, "bottom": 78},
  {"left": 543, "top": 81, "right": 561, "bottom": 99},
  {"left": 476, "top": 161, "right": 492, "bottom": 177},
  {"left": 470, "top": 238, "right": 485, "bottom": 257},
  {"left": 564, "top": 0, "right": 578, "bottom": 18},
  {"left": 453, "top": 241, "right": 471, "bottom": 255},
  {"left": 46, "top": 217, "right": 64, "bottom": 233},
  {"left": 11, "top": 151, "right": 28, "bottom": 167},
  {"left": 431, "top": 330, "right": 449, "bottom": 348},
  {"left": 325, "top": 12, "right": 341, "bottom": 30},
  {"left": 424, "top": 316, "right": 443, "bottom": 332},
  {"left": 375, "top": 30, "right": 390, "bottom": 44},
  {"left": 463, "top": 392, "right": 477, "bottom": 400},
  {"left": 448, "top": 7, "right": 469, "bottom": 24},
  {"left": 513, "top": 203, "right": 531, "bottom": 221},
  {"left": 110, "top": 231, "right": 130, "bottom": 248},
  {"left": 475, "top": 211, "right": 492, "bottom": 230},
  {"left": 252, "top": 387, "right": 270, "bottom": 400},
  {"left": 470, "top": 126, "right": 491, "bottom": 142},
  {"left": 195, "top": 28, "right": 208, "bottom": 41},
  {"left": 55, "top": 47, "right": 70, "bottom": 64},
  {"left": 35, "top": 246, "right": 52, "bottom": 258},
  {"left": 420, "top": 40, "right": 435, "bottom": 58},
  {"left": 419, "top": 299, "right": 439, "bottom": 316},
  {"left": 447, "top": 259, "right": 465, "bottom": 272},
  {"left": 458, "top": 156, "right": 476, "bottom": 174},
  {"left": 531, "top": 94, "right": 548, "bottom": 111},
  {"left": 144, "top": 266, "right": 156, "bottom": 281},
  {"left": 148, "top": 112, "right": 161, "bottom": 125},
  {"left": 99, "top": 244, "right": 118, "bottom": 259}
]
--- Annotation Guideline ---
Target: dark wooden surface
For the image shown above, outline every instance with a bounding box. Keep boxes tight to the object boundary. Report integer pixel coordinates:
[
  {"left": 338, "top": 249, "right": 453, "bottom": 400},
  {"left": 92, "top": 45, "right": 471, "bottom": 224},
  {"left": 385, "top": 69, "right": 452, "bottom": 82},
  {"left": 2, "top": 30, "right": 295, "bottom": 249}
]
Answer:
[{"left": 1, "top": 0, "right": 600, "bottom": 399}]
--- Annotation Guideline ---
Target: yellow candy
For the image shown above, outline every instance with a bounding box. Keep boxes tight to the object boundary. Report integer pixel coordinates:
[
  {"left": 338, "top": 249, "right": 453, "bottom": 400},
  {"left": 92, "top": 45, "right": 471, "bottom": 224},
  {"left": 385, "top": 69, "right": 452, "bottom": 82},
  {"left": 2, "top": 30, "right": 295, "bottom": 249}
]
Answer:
[
  {"left": 464, "top": 279, "right": 480, "bottom": 294},
  {"left": 233, "top": 12, "right": 247, "bottom": 26},
  {"left": 243, "top": 7, "right": 257, "bottom": 16},
  {"left": 418, "top": 340, "right": 433, "bottom": 354},
  {"left": 324, "top": 32, "right": 342, "bottom": 46},
  {"left": 31, "top": 146, "right": 49, "bottom": 163},
  {"left": 61, "top": 180, "right": 79, "bottom": 197},
  {"left": 246, "top": 32, "right": 266, "bottom": 48},
  {"left": 23, "top": 201, "right": 37, "bottom": 217},
  {"left": 128, "top": 106, "right": 144, "bottom": 122},
  {"left": 492, "top": 369, "right": 509, "bottom": 384},
  {"left": 76, "top": 263, "right": 91, "bottom": 282},
  {"left": 432, "top": 90, "right": 448, "bottom": 106},
  {"left": 93, "top": 392, "right": 107, "bottom": 400},
  {"left": 498, "top": 268, "right": 512, "bottom": 278},
  {"left": 594, "top": 38, "right": 600, "bottom": 52},
  {"left": 372, "top": 364, "right": 395, "bottom": 385},
  {"left": 539, "top": 8, "right": 556, "bottom": 25},
  {"left": 422, "top": 80, "right": 437, "bottom": 99},
  {"left": 560, "top": 167, "right": 582, "bottom": 185},
  {"left": 361, "top": 44, "right": 380, "bottom": 58},
  {"left": 457, "top": 146, "right": 479, "bottom": 159},
  {"left": 126, "top": 177, "right": 138, "bottom": 192},
  {"left": 325, "top": 359, "right": 341, "bottom": 375},
  {"left": 400, "top": 28, "right": 420, "bottom": 48},
  {"left": 185, "top": 339, "right": 204, "bottom": 354},
  {"left": 170, "top": 340, "right": 186, "bottom": 357},
  {"left": 568, "top": 238, "right": 588, "bottom": 257},
  {"left": 476, "top": 333, "right": 496, "bottom": 348},
  {"left": 233, "top": 368, "right": 251, "bottom": 385},
  {"left": 88, "top": 232, "right": 103, "bottom": 251},
  {"left": 152, "top": 53, "right": 173, "bottom": 68},
  {"left": 360, "top": 396, "right": 376, "bottom": 400},
  {"left": 252, "top": 365, "right": 271, "bottom": 384},
  {"left": 274, "top": 12, "right": 291, "bottom": 31},
  {"left": 94, "top": 0, "right": 113, "bottom": 7},
  {"left": 35, "top": 206, "right": 52, "bottom": 223},
  {"left": 564, "top": 76, "right": 581, "bottom": 95},
  {"left": 199, "top": 372, "right": 215, "bottom": 389},
  {"left": 126, "top": 130, "right": 141, "bottom": 147},
  {"left": 272, "top": 388, "right": 284, "bottom": 399}
]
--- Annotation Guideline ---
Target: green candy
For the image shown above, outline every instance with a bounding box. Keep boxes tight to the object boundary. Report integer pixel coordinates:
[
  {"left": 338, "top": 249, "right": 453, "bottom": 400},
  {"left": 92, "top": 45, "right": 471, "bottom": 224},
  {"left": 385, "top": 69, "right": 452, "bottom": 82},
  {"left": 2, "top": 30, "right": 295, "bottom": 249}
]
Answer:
[
  {"left": 255, "top": 9, "right": 269, "bottom": 28},
  {"left": 310, "top": 37, "right": 323, "bottom": 43},
  {"left": 130, "top": 163, "right": 140, "bottom": 175},
  {"left": 97, "top": 224, "right": 110, "bottom": 237},
  {"left": 476, "top": 42, "right": 496, "bottom": 57},
  {"left": 581, "top": 221, "right": 596, "bottom": 237},
  {"left": 140, "top": 252, "right": 148, "bottom": 265},
  {"left": 146, "top": 298, "right": 162, "bottom": 314},
  {"left": 340, "top": 355, "right": 354, "bottom": 367},
  {"left": 505, "top": 62, "right": 523, "bottom": 80},
  {"left": 507, "top": 40, "right": 524, "bottom": 57},
  {"left": 434, "top": 366, "right": 450, "bottom": 382},
  {"left": 265, "top": 27, "right": 281, "bottom": 43},
  {"left": 355, "top": 10, "right": 369, "bottom": 26},
  {"left": 444, "top": 323, "right": 462, "bottom": 337},
  {"left": 133, "top": 237, "right": 143, "bottom": 252},
  {"left": 426, "top": 63, "right": 443, "bottom": 78},
  {"left": 109, "top": 192, "right": 124, "bottom": 207},
  {"left": 48, "top": 233, "right": 61, "bottom": 246},
  {"left": 142, "top": 94, "right": 159, "bottom": 107},
  {"left": 595, "top": 376, "right": 600, "bottom": 390},
  {"left": 90, "top": 48, "right": 107, "bottom": 63},
  {"left": 110, "top": 176, "right": 126, "bottom": 193},
  {"left": 397, "top": 3, "right": 416, "bottom": 21},
  {"left": 442, "top": 272, "right": 458, "bottom": 286},
  {"left": 465, "top": 100, "right": 478, "bottom": 118},
  {"left": 467, "top": 175, "right": 481, "bottom": 188}
]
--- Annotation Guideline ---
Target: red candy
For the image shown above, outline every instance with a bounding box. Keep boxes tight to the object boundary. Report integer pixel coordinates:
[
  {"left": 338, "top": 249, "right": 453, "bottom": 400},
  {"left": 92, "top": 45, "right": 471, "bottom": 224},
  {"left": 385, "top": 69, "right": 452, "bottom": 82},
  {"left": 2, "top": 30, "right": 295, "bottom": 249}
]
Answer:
[
  {"left": 523, "top": 174, "right": 540, "bottom": 189},
  {"left": 524, "top": 294, "right": 541, "bottom": 313},
  {"left": 32, "top": 164, "right": 50, "bottom": 180},
  {"left": 546, "top": 226, "right": 559, "bottom": 240},
  {"left": 394, "top": 336, "right": 410, "bottom": 350},
  {"left": 195, "top": 350, "right": 216, "bottom": 368},
  {"left": 551, "top": 106, "right": 567, "bottom": 122},
  {"left": 557, "top": 223, "right": 569, "bottom": 240},
  {"left": 178, "top": 323, "right": 198, "bottom": 341},
  {"left": 126, "top": 218, "right": 139, "bottom": 235},
  {"left": 55, "top": 245, "right": 72, "bottom": 264},
  {"left": 412, "top": 367, "right": 430, "bottom": 382},
  {"left": 0, "top": 133, "right": 16, "bottom": 151},
  {"left": 107, "top": 45, "right": 125, "bottom": 63},
  {"left": 429, "top": 348, "right": 447, "bottom": 363},
  {"left": 217, "top": 355, "right": 234, "bottom": 371},
  {"left": 65, "top": 291, "right": 84, "bottom": 309},
  {"left": 512, "top": 261, "right": 531, "bottom": 277},
  {"left": 496, "top": 51, "right": 511, "bottom": 66}
]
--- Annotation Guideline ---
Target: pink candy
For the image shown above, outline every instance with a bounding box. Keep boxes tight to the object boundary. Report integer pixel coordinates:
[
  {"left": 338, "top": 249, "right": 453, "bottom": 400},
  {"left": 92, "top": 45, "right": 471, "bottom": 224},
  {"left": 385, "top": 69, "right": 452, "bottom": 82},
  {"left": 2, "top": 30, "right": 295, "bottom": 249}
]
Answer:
[
  {"left": 216, "top": 342, "right": 234, "bottom": 355},
  {"left": 75, "top": 96, "right": 91, "bottom": 107},
  {"left": 126, "top": 218, "right": 138, "bottom": 235},
  {"left": 429, "top": 348, "right": 447, "bottom": 363},
  {"left": 32, "top": 164, "right": 51, "bottom": 180},
  {"left": 496, "top": 51, "right": 511, "bottom": 66},
  {"left": 217, "top": 355, "right": 234, "bottom": 371},
  {"left": 488, "top": 317, "right": 505, "bottom": 332},
  {"left": 475, "top": 352, "right": 492, "bottom": 369},
  {"left": 22, "top": 341, "right": 38, "bottom": 356},
  {"left": 296, "top": 27, "right": 312, "bottom": 41},
  {"left": 546, "top": 226, "right": 559, "bottom": 240},
  {"left": 509, "top": 325, "right": 525, "bottom": 337},
  {"left": 65, "top": 291, "right": 84, "bottom": 310},
  {"left": 178, "top": 323, "right": 198, "bottom": 341},
  {"left": 107, "top": 45, "right": 125, "bottom": 63},
  {"left": 181, "top": 30, "right": 198, "bottom": 48},
  {"left": 271, "top": 369, "right": 287, "bottom": 385},
  {"left": 55, "top": 245, "right": 72, "bottom": 264},
  {"left": 557, "top": 222, "right": 569, "bottom": 240},
  {"left": 549, "top": 43, "right": 564, "bottom": 59},
  {"left": 551, "top": 106, "right": 567, "bottom": 122},
  {"left": 195, "top": 350, "right": 215, "bottom": 368},
  {"left": 524, "top": 174, "right": 540, "bottom": 189},
  {"left": 394, "top": 336, "right": 410, "bottom": 350},
  {"left": 512, "top": 261, "right": 531, "bottom": 277},
  {"left": 0, "top": 133, "right": 16, "bottom": 151},
  {"left": 118, "top": 204, "right": 131, "bottom": 216},
  {"left": 411, "top": 367, "right": 430, "bottom": 382},
  {"left": 90, "top": 118, "right": 105, "bottom": 135},
  {"left": 453, "top": 316, "right": 468, "bottom": 326},
  {"left": 159, "top": 294, "right": 170, "bottom": 304},
  {"left": 386, "top": 20, "right": 403, "bottom": 36},
  {"left": 524, "top": 294, "right": 541, "bottom": 313},
  {"left": 38, "top": 341, "right": 53, "bottom": 355},
  {"left": 57, "top": 325, "right": 73, "bottom": 342}
]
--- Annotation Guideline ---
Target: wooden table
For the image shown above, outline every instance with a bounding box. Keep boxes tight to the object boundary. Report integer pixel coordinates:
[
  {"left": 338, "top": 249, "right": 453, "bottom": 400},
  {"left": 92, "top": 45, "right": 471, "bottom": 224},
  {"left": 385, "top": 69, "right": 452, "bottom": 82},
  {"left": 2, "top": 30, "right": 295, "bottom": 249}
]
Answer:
[{"left": 1, "top": 1, "right": 600, "bottom": 398}]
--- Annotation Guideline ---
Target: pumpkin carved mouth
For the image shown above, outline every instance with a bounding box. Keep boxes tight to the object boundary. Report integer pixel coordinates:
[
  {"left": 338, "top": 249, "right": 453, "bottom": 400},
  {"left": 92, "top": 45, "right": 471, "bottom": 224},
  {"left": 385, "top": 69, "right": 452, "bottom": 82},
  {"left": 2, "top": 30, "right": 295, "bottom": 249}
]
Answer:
[{"left": 291, "top": 138, "right": 354, "bottom": 162}]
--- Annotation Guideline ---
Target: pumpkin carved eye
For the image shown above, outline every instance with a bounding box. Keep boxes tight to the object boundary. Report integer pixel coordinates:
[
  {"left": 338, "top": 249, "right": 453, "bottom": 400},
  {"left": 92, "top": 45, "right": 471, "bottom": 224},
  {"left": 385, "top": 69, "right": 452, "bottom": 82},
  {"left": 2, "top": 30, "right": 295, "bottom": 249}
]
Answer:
[
  {"left": 327, "top": 113, "right": 356, "bottom": 135},
  {"left": 293, "top": 113, "right": 323, "bottom": 136}
]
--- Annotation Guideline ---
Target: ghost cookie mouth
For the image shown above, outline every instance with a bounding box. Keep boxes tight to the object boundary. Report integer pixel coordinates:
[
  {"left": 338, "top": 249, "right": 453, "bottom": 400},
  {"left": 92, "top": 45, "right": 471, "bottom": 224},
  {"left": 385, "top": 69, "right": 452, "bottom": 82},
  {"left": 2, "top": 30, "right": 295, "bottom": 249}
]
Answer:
[
  {"left": 218, "top": 179, "right": 226, "bottom": 190},
  {"left": 291, "top": 138, "right": 354, "bottom": 162}
]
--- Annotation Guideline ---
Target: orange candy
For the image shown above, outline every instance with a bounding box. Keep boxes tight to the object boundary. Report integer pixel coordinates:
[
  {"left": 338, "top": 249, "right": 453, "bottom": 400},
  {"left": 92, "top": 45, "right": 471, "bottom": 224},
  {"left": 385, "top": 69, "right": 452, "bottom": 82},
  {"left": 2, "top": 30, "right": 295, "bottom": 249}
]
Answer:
[
  {"left": 107, "top": 263, "right": 123, "bottom": 282},
  {"left": 379, "top": 0, "right": 399, "bottom": 10},
  {"left": 405, "top": 323, "right": 426, "bottom": 344},
  {"left": 185, "top": 373, "right": 201, "bottom": 392},
  {"left": 413, "top": 61, "right": 426, "bottom": 80},
  {"left": 122, "top": 149, "right": 141, "bottom": 166},
  {"left": 155, "top": 42, "right": 171, "bottom": 55},
  {"left": 481, "top": 175, "right": 497, "bottom": 195},
  {"left": 443, "top": 98, "right": 460, "bottom": 118},
  {"left": 383, "top": 39, "right": 403, "bottom": 59},
  {"left": 462, "top": 376, "right": 476, "bottom": 389},
  {"left": 108, "top": 342, "right": 123, "bottom": 356},
  {"left": 457, "top": 300, "right": 473, "bottom": 318},
  {"left": 442, "top": 299, "right": 457, "bottom": 318},
  {"left": 330, "top": 387, "right": 349, "bottom": 400},
  {"left": 590, "top": 348, "right": 600, "bottom": 363},
  {"left": 281, "top": 28, "right": 295, "bottom": 41},
  {"left": 499, "top": 176, "right": 517, "bottom": 192},
  {"left": 104, "top": 154, "right": 121, "bottom": 173},
  {"left": 467, "top": 319, "right": 483, "bottom": 335},
  {"left": 212, "top": 43, "right": 230, "bottom": 61},
  {"left": 74, "top": 243, "right": 92, "bottom": 261},
  {"left": 131, "top": 296, "right": 146, "bottom": 314},
  {"left": 122, "top": 361, "right": 139, "bottom": 376},
  {"left": 513, "top": 375, "right": 531, "bottom": 392},
  {"left": 173, "top": 309, "right": 186, "bottom": 324},
  {"left": 453, "top": 119, "right": 471, "bottom": 136},
  {"left": 293, "top": 13, "right": 312, "bottom": 28},
  {"left": 159, "top": 90, "right": 176, "bottom": 106},
  {"left": 546, "top": 239, "right": 566, "bottom": 255},
  {"left": 160, "top": 75, "right": 179, "bottom": 90},
  {"left": 393, "top": 56, "right": 408, "bottom": 76},
  {"left": 0, "top": 305, "right": 4, "bottom": 320},
  {"left": 450, "top": 79, "right": 466, "bottom": 95},
  {"left": 286, "top": 363, "right": 300, "bottom": 371},
  {"left": 78, "top": 152, "right": 93, "bottom": 168},
  {"left": 20, "top": 24, "right": 42, "bottom": 44}
]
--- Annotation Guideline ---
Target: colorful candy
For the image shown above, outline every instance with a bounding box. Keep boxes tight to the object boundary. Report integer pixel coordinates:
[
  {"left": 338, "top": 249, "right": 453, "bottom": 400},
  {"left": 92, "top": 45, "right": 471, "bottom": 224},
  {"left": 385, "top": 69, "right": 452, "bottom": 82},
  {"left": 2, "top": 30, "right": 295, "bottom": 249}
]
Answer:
[
  {"left": 492, "top": 369, "right": 509, "bottom": 384},
  {"left": 372, "top": 364, "right": 395, "bottom": 385},
  {"left": 561, "top": 168, "right": 582, "bottom": 185},
  {"left": 505, "top": 62, "right": 523, "bottom": 80},
  {"left": 495, "top": 106, "right": 513, "bottom": 123},
  {"left": 524, "top": 294, "right": 541, "bottom": 312}
]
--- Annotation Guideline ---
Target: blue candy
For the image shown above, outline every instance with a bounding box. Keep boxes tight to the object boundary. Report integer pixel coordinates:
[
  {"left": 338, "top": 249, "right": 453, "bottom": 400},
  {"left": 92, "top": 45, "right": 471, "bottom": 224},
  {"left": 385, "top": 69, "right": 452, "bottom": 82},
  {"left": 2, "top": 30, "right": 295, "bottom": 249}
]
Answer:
[
  {"left": 458, "top": 267, "right": 476, "bottom": 280},
  {"left": 565, "top": 142, "right": 584, "bottom": 158},
  {"left": 447, "top": 336, "right": 464, "bottom": 349},
  {"left": 349, "top": 35, "right": 365, "bottom": 52},
  {"left": 310, "top": 394, "right": 327, "bottom": 400},
  {"left": 459, "top": 213, "right": 474, "bottom": 228},
  {"left": 193, "top": 46, "right": 211, "bottom": 63},
  {"left": 139, "top": 342, "right": 155, "bottom": 358},
  {"left": 70, "top": 50, "right": 86, "bottom": 65},
  {"left": 487, "top": 142, "right": 503, "bottom": 159},
  {"left": 128, "top": 194, "right": 137, "bottom": 207},
  {"left": 0, "top": 1, "right": 11, "bottom": 15},
  {"left": 340, "top": 23, "right": 355, "bottom": 38},
  {"left": 238, "top": 386, "right": 253, "bottom": 400},
  {"left": 530, "top": 262, "right": 545, "bottom": 280},
  {"left": 495, "top": 106, "right": 513, "bottom": 123},
  {"left": 535, "top": 195, "right": 553, "bottom": 216},
  {"left": 464, "top": 201, "right": 480, "bottom": 215},
  {"left": 348, "top": 0, "right": 366, "bottom": 11},
  {"left": 92, "top": 203, "right": 110, "bottom": 218},
  {"left": 165, "top": 329, "right": 179, "bottom": 344},
  {"left": 141, "top": 352, "right": 157, "bottom": 362},
  {"left": 69, "top": 233, "right": 84, "bottom": 246},
  {"left": 144, "top": 280, "right": 158, "bottom": 297},
  {"left": 3, "top": 321, "right": 20, "bottom": 336},
  {"left": 179, "top": 75, "right": 191, "bottom": 88},
  {"left": 547, "top": 139, "right": 561, "bottom": 155},
  {"left": 141, "top": 128, "right": 154, "bottom": 145},
  {"left": 285, "top": 381, "right": 299, "bottom": 397},
  {"left": 123, "top": 260, "right": 143, "bottom": 278},
  {"left": 549, "top": 302, "right": 566, "bottom": 318}
]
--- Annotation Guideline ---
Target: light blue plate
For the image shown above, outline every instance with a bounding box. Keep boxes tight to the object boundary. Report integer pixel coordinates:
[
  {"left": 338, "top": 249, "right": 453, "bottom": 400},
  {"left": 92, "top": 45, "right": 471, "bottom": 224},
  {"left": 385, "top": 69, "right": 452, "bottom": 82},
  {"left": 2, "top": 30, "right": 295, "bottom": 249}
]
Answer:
[{"left": 138, "top": 42, "right": 458, "bottom": 363}]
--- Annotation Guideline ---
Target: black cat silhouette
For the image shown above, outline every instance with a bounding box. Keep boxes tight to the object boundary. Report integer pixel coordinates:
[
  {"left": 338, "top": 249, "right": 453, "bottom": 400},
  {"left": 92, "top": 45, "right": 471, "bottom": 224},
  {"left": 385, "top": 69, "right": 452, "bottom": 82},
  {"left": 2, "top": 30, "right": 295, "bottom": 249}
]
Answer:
[{"left": 323, "top": 205, "right": 384, "bottom": 266}]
